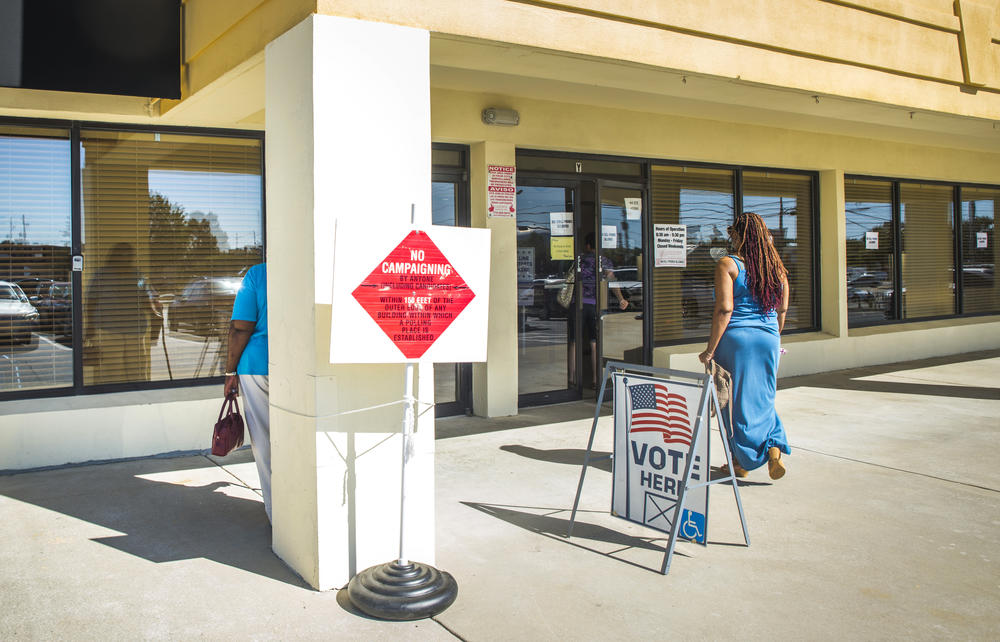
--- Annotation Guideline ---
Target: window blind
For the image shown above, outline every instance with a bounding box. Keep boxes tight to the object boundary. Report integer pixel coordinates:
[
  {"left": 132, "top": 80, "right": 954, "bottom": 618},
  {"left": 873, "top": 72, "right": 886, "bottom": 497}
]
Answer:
[
  {"left": 743, "top": 171, "right": 815, "bottom": 331},
  {"left": 650, "top": 165, "right": 734, "bottom": 343},
  {"left": 900, "top": 182, "right": 955, "bottom": 319},
  {"left": 80, "top": 130, "right": 263, "bottom": 386},
  {"left": 960, "top": 187, "right": 998, "bottom": 315},
  {"left": 844, "top": 178, "right": 895, "bottom": 325},
  {"left": 0, "top": 125, "right": 73, "bottom": 392}
]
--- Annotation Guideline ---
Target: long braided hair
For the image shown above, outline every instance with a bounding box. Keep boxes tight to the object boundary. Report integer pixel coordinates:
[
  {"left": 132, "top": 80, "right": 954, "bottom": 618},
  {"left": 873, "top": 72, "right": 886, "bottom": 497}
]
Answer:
[{"left": 732, "top": 211, "right": 786, "bottom": 313}]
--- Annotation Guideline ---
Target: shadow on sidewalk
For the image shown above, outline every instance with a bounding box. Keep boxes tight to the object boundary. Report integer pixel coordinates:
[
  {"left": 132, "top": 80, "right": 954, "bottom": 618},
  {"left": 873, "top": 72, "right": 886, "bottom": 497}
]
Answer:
[
  {"left": 461, "top": 501, "right": 680, "bottom": 574},
  {"left": 778, "top": 349, "right": 1000, "bottom": 400},
  {"left": 499, "top": 445, "right": 613, "bottom": 473},
  {"left": 0, "top": 450, "right": 308, "bottom": 589}
]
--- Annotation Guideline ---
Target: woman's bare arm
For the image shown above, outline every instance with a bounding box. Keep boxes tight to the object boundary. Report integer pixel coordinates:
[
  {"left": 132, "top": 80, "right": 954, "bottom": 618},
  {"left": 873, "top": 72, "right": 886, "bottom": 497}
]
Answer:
[
  {"left": 776, "top": 273, "right": 790, "bottom": 334},
  {"left": 224, "top": 319, "right": 255, "bottom": 397},
  {"left": 699, "top": 257, "right": 736, "bottom": 364}
]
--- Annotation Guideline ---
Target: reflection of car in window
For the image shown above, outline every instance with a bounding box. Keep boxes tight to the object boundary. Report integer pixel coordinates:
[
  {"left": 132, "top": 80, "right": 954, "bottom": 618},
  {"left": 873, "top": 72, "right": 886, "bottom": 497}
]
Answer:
[
  {"left": 167, "top": 277, "right": 242, "bottom": 337},
  {"left": 15, "top": 278, "right": 72, "bottom": 337},
  {"left": 0, "top": 281, "right": 40, "bottom": 345}
]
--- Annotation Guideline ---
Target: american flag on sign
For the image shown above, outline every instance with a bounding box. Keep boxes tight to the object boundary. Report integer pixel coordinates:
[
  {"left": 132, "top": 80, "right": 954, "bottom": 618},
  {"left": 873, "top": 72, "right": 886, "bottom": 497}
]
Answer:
[{"left": 628, "top": 383, "right": 692, "bottom": 446}]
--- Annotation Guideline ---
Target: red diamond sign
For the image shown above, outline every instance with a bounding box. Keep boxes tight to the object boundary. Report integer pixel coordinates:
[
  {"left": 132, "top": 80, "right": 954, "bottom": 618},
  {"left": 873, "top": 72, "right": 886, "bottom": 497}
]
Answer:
[{"left": 352, "top": 230, "right": 476, "bottom": 359}]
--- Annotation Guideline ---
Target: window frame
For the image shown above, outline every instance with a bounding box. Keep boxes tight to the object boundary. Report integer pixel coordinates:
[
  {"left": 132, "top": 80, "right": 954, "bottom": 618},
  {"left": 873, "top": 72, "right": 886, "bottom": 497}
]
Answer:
[
  {"left": 515, "top": 150, "right": 821, "bottom": 347},
  {"left": 845, "top": 174, "right": 1000, "bottom": 329},
  {"left": 0, "top": 116, "right": 265, "bottom": 401}
]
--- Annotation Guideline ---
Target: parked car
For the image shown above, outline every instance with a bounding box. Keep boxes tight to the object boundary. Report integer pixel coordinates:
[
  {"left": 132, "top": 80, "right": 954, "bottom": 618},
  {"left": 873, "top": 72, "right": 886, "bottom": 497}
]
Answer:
[
  {"left": 0, "top": 281, "right": 40, "bottom": 345},
  {"left": 607, "top": 267, "right": 643, "bottom": 311},
  {"left": 15, "top": 278, "right": 72, "bottom": 336},
  {"left": 168, "top": 277, "right": 242, "bottom": 337}
]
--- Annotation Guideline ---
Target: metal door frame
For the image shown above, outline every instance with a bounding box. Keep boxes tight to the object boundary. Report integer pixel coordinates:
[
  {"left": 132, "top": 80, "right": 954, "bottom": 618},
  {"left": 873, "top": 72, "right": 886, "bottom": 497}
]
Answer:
[
  {"left": 595, "top": 178, "right": 651, "bottom": 374},
  {"left": 516, "top": 178, "right": 585, "bottom": 408}
]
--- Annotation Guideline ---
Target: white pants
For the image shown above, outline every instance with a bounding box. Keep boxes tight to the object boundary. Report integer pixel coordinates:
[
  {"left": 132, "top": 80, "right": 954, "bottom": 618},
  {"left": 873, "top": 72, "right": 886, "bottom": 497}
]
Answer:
[{"left": 239, "top": 374, "right": 271, "bottom": 523}]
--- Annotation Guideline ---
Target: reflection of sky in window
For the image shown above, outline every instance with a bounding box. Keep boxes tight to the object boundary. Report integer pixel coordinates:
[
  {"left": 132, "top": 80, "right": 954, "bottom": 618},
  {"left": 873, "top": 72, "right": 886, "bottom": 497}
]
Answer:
[
  {"left": 679, "top": 189, "right": 733, "bottom": 243},
  {"left": 963, "top": 199, "right": 996, "bottom": 224},
  {"left": 147, "top": 170, "right": 262, "bottom": 250},
  {"left": 0, "top": 137, "right": 72, "bottom": 246},
  {"left": 846, "top": 200, "right": 892, "bottom": 240},
  {"left": 744, "top": 195, "right": 799, "bottom": 239},
  {"left": 516, "top": 186, "right": 571, "bottom": 233},
  {"left": 600, "top": 202, "right": 641, "bottom": 249},
  {"left": 432, "top": 182, "right": 457, "bottom": 226}
]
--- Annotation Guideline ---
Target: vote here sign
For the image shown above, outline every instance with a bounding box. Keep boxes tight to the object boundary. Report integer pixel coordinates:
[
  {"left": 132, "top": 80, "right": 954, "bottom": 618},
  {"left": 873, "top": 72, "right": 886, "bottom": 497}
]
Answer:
[
  {"left": 611, "top": 371, "right": 709, "bottom": 543},
  {"left": 331, "top": 223, "right": 491, "bottom": 363}
]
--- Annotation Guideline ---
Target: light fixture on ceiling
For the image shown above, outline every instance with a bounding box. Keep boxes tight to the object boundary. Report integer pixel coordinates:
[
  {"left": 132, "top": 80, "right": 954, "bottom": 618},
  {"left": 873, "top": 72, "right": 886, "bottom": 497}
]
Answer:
[{"left": 482, "top": 108, "right": 520, "bottom": 126}]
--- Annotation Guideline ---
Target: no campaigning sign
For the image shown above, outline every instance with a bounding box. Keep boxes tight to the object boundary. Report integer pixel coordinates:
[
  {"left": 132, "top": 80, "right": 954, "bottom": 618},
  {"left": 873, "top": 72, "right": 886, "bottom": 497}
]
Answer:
[{"left": 352, "top": 230, "right": 475, "bottom": 359}]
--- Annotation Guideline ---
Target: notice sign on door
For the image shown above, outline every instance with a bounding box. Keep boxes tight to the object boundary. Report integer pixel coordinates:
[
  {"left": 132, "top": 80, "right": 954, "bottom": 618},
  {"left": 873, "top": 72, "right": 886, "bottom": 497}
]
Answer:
[
  {"left": 612, "top": 371, "right": 708, "bottom": 542},
  {"left": 602, "top": 225, "right": 618, "bottom": 249},
  {"left": 654, "top": 224, "right": 686, "bottom": 268},
  {"left": 624, "top": 197, "right": 642, "bottom": 221},
  {"left": 487, "top": 164, "right": 516, "bottom": 218},
  {"left": 549, "top": 212, "right": 573, "bottom": 237},
  {"left": 978, "top": 232, "right": 988, "bottom": 249},
  {"left": 866, "top": 231, "right": 879, "bottom": 250},
  {"left": 551, "top": 236, "right": 574, "bottom": 260}
]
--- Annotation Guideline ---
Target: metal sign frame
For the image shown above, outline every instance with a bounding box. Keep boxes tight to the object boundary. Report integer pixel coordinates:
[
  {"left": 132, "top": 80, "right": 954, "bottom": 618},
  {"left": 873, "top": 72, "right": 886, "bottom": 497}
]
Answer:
[{"left": 567, "top": 361, "right": 750, "bottom": 575}]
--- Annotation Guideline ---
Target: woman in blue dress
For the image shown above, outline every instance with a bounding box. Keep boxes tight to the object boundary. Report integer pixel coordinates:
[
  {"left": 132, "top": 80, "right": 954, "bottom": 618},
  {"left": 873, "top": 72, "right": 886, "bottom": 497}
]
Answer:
[{"left": 699, "top": 212, "right": 790, "bottom": 480}]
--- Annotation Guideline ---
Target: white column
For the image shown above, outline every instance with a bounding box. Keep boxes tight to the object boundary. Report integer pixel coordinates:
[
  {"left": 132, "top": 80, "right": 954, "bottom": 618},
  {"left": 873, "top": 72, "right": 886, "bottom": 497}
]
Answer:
[
  {"left": 265, "top": 14, "right": 434, "bottom": 590},
  {"left": 819, "top": 169, "right": 848, "bottom": 338},
  {"left": 470, "top": 141, "right": 519, "bottom": 417}
]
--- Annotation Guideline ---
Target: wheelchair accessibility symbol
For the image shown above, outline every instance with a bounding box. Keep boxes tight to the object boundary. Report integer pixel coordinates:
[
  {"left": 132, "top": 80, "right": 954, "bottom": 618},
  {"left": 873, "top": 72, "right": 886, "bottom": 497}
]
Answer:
[{"left": 679, "top": 509, "right": 706, "bottom": 544}]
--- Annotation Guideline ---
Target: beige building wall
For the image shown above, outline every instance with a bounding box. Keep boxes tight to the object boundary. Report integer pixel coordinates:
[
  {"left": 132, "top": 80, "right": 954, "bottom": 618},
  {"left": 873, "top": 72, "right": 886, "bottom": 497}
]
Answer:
[{"left": 1, "top": 1, "right": 999, "bottom": 469}]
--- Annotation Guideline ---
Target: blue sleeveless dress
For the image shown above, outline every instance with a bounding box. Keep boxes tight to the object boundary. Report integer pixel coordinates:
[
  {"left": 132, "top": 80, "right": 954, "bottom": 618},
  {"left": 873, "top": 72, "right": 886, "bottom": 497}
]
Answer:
[{"left": 714, "top": 255, "right": 790, "bottom": 470}]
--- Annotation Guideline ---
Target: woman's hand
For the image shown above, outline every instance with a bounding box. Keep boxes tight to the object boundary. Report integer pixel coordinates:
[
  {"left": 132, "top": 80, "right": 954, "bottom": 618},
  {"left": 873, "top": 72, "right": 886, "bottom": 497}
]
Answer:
[
  {"left": 618, "top": 296, "right": 628, "bottom": 311},
  {"left": 698, "top": 350, "right": 713, "bottom": 364},
  {"left": 224, "top": 374, "right": 239, "bottom": 398}
]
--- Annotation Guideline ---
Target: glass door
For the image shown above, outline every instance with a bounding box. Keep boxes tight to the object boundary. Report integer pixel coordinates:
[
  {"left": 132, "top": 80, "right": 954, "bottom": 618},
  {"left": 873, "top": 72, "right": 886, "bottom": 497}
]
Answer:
[
  {"left": 516, "top": 181, "right": 581, "bottom": 405},
  {"left": 596, "top": 181, "right": 647, "bottom": 372},
  {"left": 432, "top": 176, "right": 471, "bottom": 416}
]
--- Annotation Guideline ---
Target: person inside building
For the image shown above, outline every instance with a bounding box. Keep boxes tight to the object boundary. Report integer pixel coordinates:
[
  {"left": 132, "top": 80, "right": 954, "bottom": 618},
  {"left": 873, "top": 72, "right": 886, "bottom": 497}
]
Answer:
[
  {"left": 698, "top": 212, "right": 790, "bottom": 480},
  {"left": 224, "top": 262, "right": 271, "bottom": 522},
  {"left": 569, "top": 232, "right": 628, "bottom": 389}
]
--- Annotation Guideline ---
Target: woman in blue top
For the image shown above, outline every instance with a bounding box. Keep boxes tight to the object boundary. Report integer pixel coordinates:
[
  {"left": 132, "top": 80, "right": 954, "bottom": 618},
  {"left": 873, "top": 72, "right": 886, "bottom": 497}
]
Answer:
[{"left": 699, "top": 212, "right": 790, "bottom": 480}]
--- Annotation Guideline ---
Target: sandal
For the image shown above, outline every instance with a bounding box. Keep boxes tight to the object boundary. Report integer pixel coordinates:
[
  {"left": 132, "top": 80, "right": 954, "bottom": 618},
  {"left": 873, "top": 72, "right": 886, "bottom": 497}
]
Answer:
[
  {"left": 767, "top": 446, "right": 786, "bottom": 480},
  {"left": 720, "top": 461, "right": 749, "bottom": 478}
]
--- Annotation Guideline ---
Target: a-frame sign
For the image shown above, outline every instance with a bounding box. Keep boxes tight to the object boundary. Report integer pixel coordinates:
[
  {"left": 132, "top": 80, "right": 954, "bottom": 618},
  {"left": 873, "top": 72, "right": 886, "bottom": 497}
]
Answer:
[{"left": 568, "top": 362, "right": 750, "bottom": 575}]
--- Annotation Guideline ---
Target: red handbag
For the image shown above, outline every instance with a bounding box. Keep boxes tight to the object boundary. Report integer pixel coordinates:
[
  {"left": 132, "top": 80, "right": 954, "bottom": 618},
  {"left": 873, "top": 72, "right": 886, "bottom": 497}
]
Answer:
[{"left": 211, "top": 394, "right": 245, "bottom": 456}]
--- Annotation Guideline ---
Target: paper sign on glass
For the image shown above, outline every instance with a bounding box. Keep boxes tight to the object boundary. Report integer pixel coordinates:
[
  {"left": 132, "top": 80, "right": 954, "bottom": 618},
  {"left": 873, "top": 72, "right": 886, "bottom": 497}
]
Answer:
[
  {"left": 977, "top": 232, "right": 988, "bottom": 249},
  {"left": 549, "top": 212, "right": 573, "bottom": 236},
  {"left": 654, "top": 224, "right": 686, "bottom": 268},
  {"left": 602, "top": 225, "right": 618, "bottom": 249},
  {"left": 624, "top": 197, "right": 642, "bottom": 221},
  {"left": 866, "top": 231, "right": 879, "bottom": 250},
  {"left": 551, "top": 236, "right": 574, "bottom": 260}
]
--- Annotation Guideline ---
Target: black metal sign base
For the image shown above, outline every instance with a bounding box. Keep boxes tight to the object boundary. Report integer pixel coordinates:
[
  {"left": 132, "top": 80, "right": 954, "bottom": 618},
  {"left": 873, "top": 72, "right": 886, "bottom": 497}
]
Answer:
[{"left": 348, "top": 561, "right": 458, "bottom": 620}]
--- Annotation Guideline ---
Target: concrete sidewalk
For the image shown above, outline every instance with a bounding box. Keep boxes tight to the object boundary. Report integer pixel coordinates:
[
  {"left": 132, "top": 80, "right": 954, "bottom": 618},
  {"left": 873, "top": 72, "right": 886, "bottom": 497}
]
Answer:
[{"left": 2, "top": 353, "right": 999, "bottom": 640}]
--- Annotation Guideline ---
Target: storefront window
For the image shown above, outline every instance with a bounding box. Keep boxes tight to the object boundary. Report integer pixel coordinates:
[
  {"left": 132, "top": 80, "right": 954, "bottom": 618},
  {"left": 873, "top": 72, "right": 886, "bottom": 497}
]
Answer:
[
  {"left": 0, "top": 125, "right": 73, "bottom": 392},
  {"left": 960, "top": 187, "right": 998, "bottom": 315},
  {"left": 845, "top": 179, "right": 895, "bottom": 325},
  {"left": 650, "top": 165, "right": 734, "bottom": 343},
  {"left": 900, "top": 183, "right": 955, "bottom": 319},
  {"left": 80, "top": 130, "right": 263, "bottom": 386},
  {"left": 743, "top": 171, "right": 815, "bottom": 331}
]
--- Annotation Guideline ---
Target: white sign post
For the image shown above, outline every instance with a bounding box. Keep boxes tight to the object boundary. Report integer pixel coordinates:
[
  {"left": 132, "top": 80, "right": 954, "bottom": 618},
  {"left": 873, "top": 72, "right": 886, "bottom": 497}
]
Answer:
[
  {"left": 568, "top": 362, "right": 750, "bottom": 575},
  {"left": 337, "top": 212, "right": 490, "bottom": 619}
]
